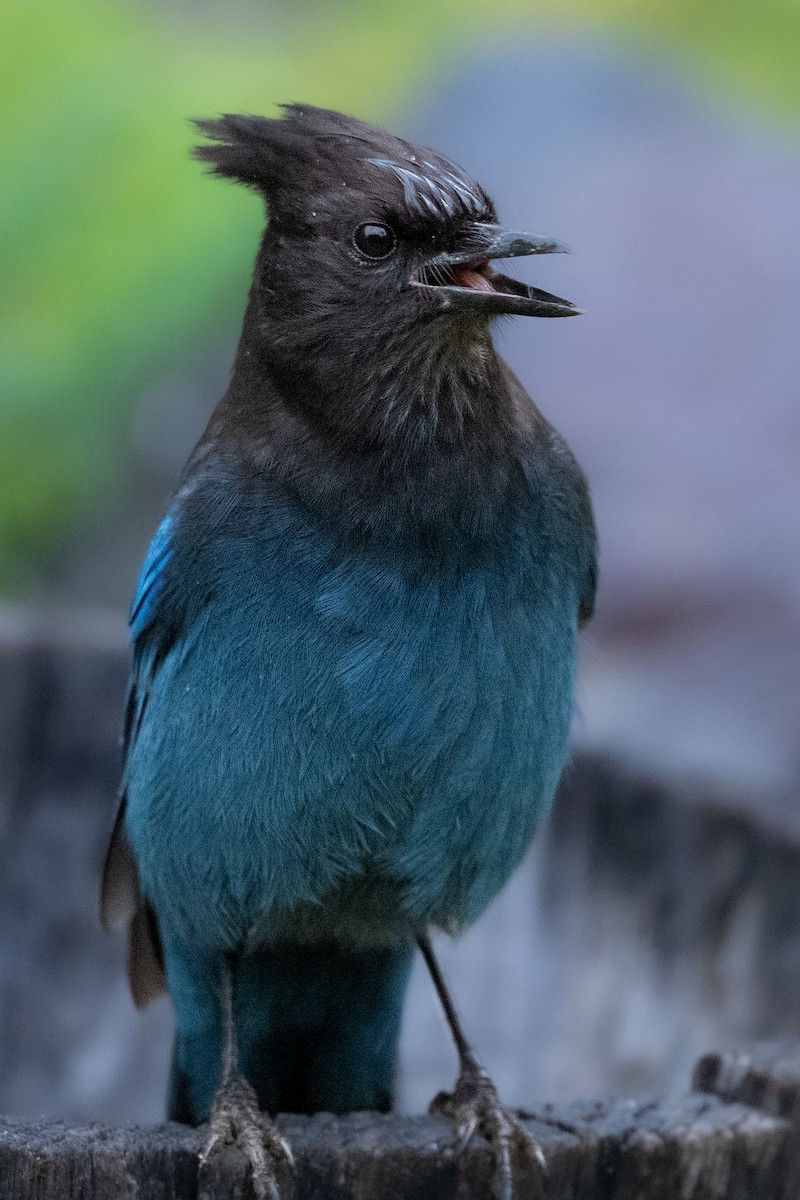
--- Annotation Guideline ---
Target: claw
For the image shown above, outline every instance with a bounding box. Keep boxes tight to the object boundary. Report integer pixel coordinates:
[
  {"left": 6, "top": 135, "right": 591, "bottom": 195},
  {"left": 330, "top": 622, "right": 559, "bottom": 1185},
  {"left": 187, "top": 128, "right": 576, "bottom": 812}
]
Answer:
[
  {"left": 276, "top": 1136, "right": 295, "bottom": 1169},
  {"left": 525, "top": 1129, "right": 547, "bottom": 1173},
  {"left": 199, "top": 1074, "right": 294, "bottom": 1200}
]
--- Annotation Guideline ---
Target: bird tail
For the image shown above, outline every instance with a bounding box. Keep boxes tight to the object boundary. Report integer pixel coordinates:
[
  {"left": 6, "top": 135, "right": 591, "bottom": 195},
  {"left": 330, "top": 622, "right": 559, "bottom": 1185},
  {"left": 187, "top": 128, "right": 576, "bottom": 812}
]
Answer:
[{"left": 167, "top": 938, "right": 414, "bottom": 1121}]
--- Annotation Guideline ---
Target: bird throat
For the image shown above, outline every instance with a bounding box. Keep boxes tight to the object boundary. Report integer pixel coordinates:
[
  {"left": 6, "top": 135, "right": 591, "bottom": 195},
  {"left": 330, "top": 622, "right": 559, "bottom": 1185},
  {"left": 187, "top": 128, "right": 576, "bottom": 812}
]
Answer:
[{"left": 231, "top": 297, "right": 519, "bottom": 471}]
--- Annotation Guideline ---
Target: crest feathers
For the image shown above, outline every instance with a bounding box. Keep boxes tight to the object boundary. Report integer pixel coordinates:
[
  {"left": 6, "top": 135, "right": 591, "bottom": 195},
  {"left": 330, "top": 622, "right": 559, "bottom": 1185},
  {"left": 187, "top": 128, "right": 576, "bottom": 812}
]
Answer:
[{"left": 192, "top": 113, "right": 286, "bottom": 193}]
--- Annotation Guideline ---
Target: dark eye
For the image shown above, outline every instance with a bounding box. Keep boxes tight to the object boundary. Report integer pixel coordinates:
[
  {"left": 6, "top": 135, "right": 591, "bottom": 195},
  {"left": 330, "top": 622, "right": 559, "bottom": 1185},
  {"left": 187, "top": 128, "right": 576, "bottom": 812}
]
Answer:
[{"left": 353, "top": 222, "right": 396, "bottom": 260}]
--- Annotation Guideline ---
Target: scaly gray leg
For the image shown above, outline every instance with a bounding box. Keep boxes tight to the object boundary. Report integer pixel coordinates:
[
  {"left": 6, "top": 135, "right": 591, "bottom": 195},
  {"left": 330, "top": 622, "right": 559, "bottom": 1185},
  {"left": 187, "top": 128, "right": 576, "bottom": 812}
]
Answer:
[
  {"left": 418, "top": 935, "right": 546, "bottom": 1200},
  {"left": 199, "top": 954, "right": 294, "bottom": 1200}
]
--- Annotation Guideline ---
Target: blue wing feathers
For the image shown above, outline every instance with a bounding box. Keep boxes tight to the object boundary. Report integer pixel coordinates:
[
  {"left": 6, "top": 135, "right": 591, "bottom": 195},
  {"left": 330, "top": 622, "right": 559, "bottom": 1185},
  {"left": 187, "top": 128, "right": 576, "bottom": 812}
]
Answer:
[{"left": 130, "top": 513, "right": 175, "bottom": 639}]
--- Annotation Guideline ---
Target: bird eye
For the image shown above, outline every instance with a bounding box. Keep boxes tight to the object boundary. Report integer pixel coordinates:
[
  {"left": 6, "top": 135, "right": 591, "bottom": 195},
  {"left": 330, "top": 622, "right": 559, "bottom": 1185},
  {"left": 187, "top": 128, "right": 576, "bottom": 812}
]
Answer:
[{"left": 352, "top": 222, "right": 396, "bottom": 260}]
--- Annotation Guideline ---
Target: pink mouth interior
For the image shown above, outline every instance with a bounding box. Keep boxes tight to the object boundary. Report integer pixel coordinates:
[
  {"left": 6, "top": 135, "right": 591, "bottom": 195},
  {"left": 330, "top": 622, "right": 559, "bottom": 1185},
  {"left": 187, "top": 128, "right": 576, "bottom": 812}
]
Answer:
[{"left": 451, "top": 261, "right": 495, "bottom": 293}]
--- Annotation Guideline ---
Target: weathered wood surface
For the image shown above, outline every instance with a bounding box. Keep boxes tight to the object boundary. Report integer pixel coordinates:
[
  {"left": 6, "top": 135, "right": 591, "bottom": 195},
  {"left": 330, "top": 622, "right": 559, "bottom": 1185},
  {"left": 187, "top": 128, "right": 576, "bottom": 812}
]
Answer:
[
  {"left": 695, "top": 1041, "right": 800, "bottom": 1120},
  {"left": 695, "top": 1041, "right": 800, "bottom": 1200},
  {"left": 0, "top": 1090, "right": 791, "bottom": 1200}
]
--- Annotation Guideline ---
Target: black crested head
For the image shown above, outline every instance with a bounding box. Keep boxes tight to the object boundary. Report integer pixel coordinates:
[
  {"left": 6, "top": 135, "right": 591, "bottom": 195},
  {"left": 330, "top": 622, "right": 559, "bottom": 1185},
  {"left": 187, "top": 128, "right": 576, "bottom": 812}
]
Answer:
[
  {"left": 194, "top": 105, "right": 578, "bottom": 448},
  {"left": 194, "top": 104, "right": 494, "bottom": 230}
]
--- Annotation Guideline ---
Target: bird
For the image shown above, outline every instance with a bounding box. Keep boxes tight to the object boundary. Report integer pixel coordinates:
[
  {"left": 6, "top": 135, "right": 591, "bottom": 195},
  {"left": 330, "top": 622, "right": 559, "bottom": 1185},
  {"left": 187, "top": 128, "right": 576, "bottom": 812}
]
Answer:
[{"left": 100, "top": 103, "right": 596, "bottom": 1200}]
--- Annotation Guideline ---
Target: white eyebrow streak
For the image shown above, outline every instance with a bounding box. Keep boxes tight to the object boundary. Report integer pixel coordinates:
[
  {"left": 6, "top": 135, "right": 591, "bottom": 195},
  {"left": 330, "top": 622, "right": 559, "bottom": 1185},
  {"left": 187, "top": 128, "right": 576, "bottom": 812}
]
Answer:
[
  {"left": 366, "top": 157, "right": 481, "bottom": 220},
  {"left": 420, "top": 190, "right": 443, "bottom": 218},
  {"left": 440, "top": 169, "right": 481, "bottom": 209}
]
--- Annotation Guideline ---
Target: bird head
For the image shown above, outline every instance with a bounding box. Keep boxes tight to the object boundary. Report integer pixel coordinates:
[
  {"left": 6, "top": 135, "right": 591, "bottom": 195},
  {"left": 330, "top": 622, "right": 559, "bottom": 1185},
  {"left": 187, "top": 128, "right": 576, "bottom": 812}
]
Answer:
[{"left": 194, "top": 105, "right": 577, "bottom": 361}]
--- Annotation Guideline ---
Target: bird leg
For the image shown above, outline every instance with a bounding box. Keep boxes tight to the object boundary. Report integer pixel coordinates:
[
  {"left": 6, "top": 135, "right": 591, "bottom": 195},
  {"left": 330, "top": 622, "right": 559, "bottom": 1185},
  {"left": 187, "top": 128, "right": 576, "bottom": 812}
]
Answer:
[
  {"left": 418, "top": 935, "right": 546, "bottom": 1200},
  {"left": 199, "top": 954, "right": 294, "bottom": 1200}
]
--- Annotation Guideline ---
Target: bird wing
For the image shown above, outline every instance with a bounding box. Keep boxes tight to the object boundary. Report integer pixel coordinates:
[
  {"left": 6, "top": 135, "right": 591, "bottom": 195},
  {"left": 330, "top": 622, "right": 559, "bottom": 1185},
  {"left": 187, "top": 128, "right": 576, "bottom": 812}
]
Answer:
[{"left": 99, "top": 511, "right": 183, "bottom": 1007}]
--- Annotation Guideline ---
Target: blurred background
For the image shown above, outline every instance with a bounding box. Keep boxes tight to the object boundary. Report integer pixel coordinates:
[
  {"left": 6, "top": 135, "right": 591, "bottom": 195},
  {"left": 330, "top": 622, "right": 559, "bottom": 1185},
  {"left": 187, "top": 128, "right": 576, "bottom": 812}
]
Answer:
[{"left": 2, "top": 0, "right": 799, "bottom": 1128}]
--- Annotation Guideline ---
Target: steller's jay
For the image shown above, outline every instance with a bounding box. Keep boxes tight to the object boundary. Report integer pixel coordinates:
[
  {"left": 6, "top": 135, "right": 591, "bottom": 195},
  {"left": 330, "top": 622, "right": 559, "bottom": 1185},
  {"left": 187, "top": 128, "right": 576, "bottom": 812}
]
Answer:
[{"left": 100, "top": 104, "right": 596, "bottom": 1200}]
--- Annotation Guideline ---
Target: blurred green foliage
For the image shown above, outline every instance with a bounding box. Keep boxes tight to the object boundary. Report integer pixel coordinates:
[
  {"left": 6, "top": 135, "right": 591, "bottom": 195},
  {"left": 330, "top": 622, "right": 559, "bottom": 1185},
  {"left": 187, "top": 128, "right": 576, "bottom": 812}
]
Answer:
[{"left": 1, "top": 0, "right": 798, "bottom": 590}]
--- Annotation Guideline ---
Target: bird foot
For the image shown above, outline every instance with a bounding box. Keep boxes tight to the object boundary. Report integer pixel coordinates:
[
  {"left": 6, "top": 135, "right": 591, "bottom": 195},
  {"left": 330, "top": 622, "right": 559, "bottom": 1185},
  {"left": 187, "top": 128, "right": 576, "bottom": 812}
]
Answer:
[
  {"left": 199, "top": 1074, "right": 294, "bottom": 1200},
  {"left": 430, "top": 1057, "right": 546, "bottom": 1200}
]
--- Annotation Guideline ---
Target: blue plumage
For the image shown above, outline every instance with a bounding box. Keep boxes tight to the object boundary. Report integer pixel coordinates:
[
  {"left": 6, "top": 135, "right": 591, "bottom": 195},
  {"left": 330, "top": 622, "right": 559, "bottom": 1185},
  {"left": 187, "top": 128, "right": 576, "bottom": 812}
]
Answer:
[
  {"left": 100, "top": 104, "right": 596, "bottom": 1191},
  {"left": 129, "top": 512, "right": 174, "bottom": 638},
  {"left": 127, "top": 442, "right": 586, "bottom": 952}
]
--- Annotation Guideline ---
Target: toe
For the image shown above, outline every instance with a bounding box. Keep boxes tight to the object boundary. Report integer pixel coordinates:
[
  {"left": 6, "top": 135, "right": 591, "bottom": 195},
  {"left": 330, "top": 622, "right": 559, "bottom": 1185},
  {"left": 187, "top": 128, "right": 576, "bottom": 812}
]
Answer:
[
  {"left": 515, "top": 1122, "right": 547, "bottom": 1173},
  {"left": 199, "top": 1109, "right": 232, "bottom": 1164},
  {"left": 491, "top": 1136, "right": 514, "bottom": 1200},
  {"left": 237, "top": 1134, "right": 281, "bottom": 1200},
  {"left": 455, "top": 1109, "right": 479, "bottom": 1154}
]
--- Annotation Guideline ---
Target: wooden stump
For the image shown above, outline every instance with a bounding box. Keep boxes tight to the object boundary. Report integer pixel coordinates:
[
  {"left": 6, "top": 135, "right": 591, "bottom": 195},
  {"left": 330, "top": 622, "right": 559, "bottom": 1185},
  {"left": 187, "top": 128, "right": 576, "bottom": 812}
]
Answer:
[{"left": 0, "top": 1069, "right": 794, "bottom": 1199}]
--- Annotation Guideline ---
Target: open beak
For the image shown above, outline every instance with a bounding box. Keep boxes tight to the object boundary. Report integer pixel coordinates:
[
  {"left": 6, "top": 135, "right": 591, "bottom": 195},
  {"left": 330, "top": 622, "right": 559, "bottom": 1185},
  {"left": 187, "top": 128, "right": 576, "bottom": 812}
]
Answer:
[{"left": 413, "top": 222, "right": 580, "bottom": 318}]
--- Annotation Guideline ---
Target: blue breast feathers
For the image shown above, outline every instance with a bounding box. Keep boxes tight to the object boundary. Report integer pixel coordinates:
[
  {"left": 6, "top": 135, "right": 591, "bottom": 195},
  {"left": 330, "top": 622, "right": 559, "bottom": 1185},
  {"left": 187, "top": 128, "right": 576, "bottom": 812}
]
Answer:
[{"left": 123, "top": 478, "right": 587, "bottom": 955}]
